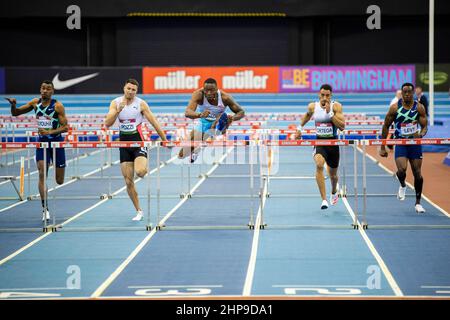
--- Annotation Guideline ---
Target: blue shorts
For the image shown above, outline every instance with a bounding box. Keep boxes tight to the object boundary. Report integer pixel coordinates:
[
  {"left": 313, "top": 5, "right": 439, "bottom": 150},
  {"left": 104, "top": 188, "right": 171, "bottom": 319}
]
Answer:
[
  {"left": 195, "top": 113, "right": 228, "bottom": 135},
  {"left": 394, "top": 145, "right": 423, "bottom": 160},
  {"left": 36, "top": 136, "right": 66, "bottom": 168}
]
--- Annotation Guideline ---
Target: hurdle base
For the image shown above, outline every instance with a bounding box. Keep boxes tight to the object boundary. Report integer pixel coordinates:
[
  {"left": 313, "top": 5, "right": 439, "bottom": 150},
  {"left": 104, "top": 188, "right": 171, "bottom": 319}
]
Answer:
[{"left": 43, "top": 225, "right": 58, "bottom": 233}]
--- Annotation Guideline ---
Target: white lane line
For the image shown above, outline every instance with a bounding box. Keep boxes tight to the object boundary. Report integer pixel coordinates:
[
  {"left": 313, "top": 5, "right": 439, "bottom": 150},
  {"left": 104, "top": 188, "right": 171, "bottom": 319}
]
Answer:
[
  {"left": 128, "top": 285, "right": 223, "bottom": 288},
  {"left": 0, "top": 158, "right": 120, "bottom": 214},
  {"left": 242, "top": 175, "right": 268, "bottom": 296},
  {"left": 59, "top": 156, "right": 176, "bottom": 227},
  {"left": 342, "top": 195, "right": 403, "bottom": 297},
  {"left": 0, "top": 149, "right": 103, "bottom": 185},
  {"left": 91, "top": 147, "right": 234, "bottom": 298},
  {"left": 272, "top": 284, "right": 368, "bottom": 288},
  {"left": 0, "top": 233, "right": 52, "bottom": 266},
  {"left": 359, "top": 148, "right": 450, "bottom": 218},
  {"left": 0, "top": 148, "right": 165, "bottom": 268},
  {"left": 0, "top": 287, "right": 71, "bottom": 291}
]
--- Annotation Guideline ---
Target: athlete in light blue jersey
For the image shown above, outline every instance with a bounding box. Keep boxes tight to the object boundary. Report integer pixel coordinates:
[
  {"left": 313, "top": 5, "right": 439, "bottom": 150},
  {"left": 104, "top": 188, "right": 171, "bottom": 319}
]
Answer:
[
  {"left": 380, "top": 82, "right": 428, "bottom": 213},
  {"left": 178, "top": 78, "right": 245, "bottom": 162}
]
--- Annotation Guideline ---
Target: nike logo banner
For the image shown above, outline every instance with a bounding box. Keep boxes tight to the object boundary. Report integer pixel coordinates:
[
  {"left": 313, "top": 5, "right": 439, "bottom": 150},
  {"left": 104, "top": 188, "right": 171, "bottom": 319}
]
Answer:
[
  {"left": 5, "top": 67, "right": 142, "bottom": 94},
  {"left": 52, "top": 73, "right": 99, "bottom": 90}
]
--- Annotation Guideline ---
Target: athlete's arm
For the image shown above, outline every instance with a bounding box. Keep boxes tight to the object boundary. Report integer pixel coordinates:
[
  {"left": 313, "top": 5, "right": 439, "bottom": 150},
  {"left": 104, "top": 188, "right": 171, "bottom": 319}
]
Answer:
[
  {"left": 39, "top": 102, "right": 69, "bottom": 136},
  {"left": 222, "top": 92, "right": 245, "bottom": 122},
  {"left": 330, "top": 102, "right": 345, "bottom": 131},
  {"left": 6, "top": 98, "right": 36, "bottom": 116},
  {"left": 104, "top": 100, "right": 123, "bottom": 128},
  {"left": 141, "top": 101, "right": 168, "bottom": 141},
  {"left": 416, "top": 103, "right": 428, "bottom": 138},
  {"left": 379, "top": 104, "right": 397, "bottom": 156},
  {"left": 185, "top": 90, "right": 208, "bottom": 119},
  {"left": 295, "top": 103, "right": 315, "bottom": 139}
]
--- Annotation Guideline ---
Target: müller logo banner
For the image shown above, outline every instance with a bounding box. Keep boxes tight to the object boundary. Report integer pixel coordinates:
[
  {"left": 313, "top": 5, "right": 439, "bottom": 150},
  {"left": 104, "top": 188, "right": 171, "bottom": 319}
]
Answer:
[
  {"left": 142, "top": 67, "right": 279, "bottom": 93},
  {"left": 279, "top": 65, "right": 415, "bottom": 93}
]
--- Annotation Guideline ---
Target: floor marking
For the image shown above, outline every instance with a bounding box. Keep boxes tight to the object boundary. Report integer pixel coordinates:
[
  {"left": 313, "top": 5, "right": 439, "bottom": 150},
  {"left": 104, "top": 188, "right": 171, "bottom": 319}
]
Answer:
[
  {"left": 128, "top": 285, "right": 223, "bottom": 288},
  {"left": 242, "top": 174, "right": 268, "bottom": 296},
  {"left": 0, "top": 150, "right": 112, "bottom": 213},
  {"left": 0, "top": 149, "right": 167, "bottom": 268},
  {"left": 0, "top": 158, "right": 120, "bottom": 214},
  {"left": 0, "top": 287, "right": 72, "bottom": 291},
  {"left": 357, "top": 147, "right": 450, "bottom": 218},
  {"left": 341, "top": 196, "right": 403, "bottom": 296},
  {"left": 0, "top": 149, "right": 103, "bottom": 186},
  {"left": 0, "top": 233, "right": 52, "bottom": 266},
  {"left": 272, "top": 285, "right": 368, "bottom": 288},
  {"left": 58, "top": 156, "right": 176, "bottom": 228},
  {"left": 91, "top": 148, "right": 234, "bottom": 298}
]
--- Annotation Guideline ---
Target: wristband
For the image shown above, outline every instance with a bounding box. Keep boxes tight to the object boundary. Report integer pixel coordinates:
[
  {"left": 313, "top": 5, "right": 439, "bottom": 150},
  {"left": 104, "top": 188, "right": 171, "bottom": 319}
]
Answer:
[
  {"left": 328, "top": 110, "right": 334, "bottom": 118},
  {"left": 297, "top": 125, "right": 303, "bottom": 132}
]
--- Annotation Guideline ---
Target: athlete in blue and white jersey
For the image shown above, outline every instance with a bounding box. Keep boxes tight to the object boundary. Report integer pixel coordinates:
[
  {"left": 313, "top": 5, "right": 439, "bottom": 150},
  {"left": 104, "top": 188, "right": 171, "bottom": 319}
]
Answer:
[
  {"left": 6, "top": 80, "right": 69, "bottom": 222},
  {"left": 380, "top": 82, "right": 428, "bottom": 213},
  {"left": 178, "top": 78, "right": 245, "bottom": 162}
]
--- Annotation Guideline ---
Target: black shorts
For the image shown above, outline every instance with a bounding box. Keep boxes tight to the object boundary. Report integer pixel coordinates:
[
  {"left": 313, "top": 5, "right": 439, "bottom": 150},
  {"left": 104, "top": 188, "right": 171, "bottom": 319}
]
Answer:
[
  {"left": 119, "top": 133, "right": 148, "bottom": 163},
  {"left": 314, "top": 146, "right": 340, "bottom": 168}
]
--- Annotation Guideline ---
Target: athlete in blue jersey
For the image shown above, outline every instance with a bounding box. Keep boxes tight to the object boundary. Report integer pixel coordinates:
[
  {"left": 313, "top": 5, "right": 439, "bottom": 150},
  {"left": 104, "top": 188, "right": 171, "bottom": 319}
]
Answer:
[
  {"left": 6, "top": 80, "right": 68, "bottom": 221},
  {"left": 178, "top": 78, "right": 245, "bottom": 162},
  {"left": 379, "top": 82, "right": 428, "bottom": 213}
]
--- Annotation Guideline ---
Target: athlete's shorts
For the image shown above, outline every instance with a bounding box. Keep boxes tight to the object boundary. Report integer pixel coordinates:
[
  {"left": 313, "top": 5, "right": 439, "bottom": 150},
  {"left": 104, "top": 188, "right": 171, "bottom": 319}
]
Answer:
[
  {"left": 314, "top": 146, "right": 340, "bottom": 168},
  {"left": 394, "top": 145, "right": 423, "bottom": 159},
  {"left": 119, "top": 134, "right": 148, "bottom": 163},
  {"left": 195, "top": 113, "right": 228, "bottom": 135},
  {"left": 36, "top": 136, "right": 66, "bottom": 168}
]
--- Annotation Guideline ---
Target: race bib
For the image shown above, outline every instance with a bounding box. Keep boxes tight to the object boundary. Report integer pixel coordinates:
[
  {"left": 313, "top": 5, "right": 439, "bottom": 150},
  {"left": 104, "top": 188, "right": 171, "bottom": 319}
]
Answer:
[
  {"left": 400, "top": 122, "right": 418, "bottom": 137},
  {"left": 315, "top": 122, "right": 333, "bottom": 137},
  {"left": 206, "top": 113, "right": 217, "bottom": 121},
  {"left": 37, "top": 117, "right": 52, "bottom": 129},
  {"left": 119, "top": 119, "right": 137, "bottom": 132}
]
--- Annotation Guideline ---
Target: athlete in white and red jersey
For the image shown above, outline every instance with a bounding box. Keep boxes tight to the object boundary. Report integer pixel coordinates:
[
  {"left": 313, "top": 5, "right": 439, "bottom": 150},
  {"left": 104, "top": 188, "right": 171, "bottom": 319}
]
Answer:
[
  {"left": 295, "top": 84, "right": 346, "bottom": 210},
  {"left": 105, "top": 79, "right": 168, "bottom": 221}
]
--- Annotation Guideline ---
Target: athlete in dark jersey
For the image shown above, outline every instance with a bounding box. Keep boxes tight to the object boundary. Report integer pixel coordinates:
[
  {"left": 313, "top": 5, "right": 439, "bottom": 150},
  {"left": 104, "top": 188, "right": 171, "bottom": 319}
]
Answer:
[
  {"left": 380, "top": 82, "right": 428, "bottom": 213},
  {"left": 6, "top": 80, "right": 68, "bottom": 221}
]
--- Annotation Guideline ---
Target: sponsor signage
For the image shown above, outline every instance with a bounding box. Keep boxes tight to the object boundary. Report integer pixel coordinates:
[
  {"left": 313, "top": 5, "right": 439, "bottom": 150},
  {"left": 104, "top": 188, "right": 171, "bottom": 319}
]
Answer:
[
  {"left": 416, "top": 64, "right": 450, "bottom": 91},
  {"left": 279, "top": 65, "right": 415, "bottom": 93},
  {"left": 142, "top": 67, "right": 279, "bottom": 93},
  {"left": 5, "top": 67, "right": 142, "bottom": 94}
]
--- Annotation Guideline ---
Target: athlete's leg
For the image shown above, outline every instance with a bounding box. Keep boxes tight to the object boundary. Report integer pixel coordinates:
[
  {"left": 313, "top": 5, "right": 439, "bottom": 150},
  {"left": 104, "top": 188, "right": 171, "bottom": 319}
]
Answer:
[
  {"left": 314, "top": 154, "right": 327, "bottom": 201},
  {"left": 179, "top": 130, "right": 204, "bottom": 158},
  {"left": 395, "top": 157, "right": 408, "bottom": 188},
  {"left": 121, "top": 161, "right": 141, "bottom": 212},
  {"left": 134, "top": 155, "right": 148, "bottom": 178},
  {"left": 327, "top": 166, "right": 339, "bottom": 194},
  {"left": 409, "top": 158, "right": 423, "bottom": 205},
  {"left": 37, "top": 160, "right": 48, "bottom": 208},
  {"left": 54, "top": 147, "right": 66, "bottom": 185}
]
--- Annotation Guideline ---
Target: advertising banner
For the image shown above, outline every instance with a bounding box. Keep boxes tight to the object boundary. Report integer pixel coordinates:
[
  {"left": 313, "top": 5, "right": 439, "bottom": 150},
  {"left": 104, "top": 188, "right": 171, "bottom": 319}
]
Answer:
[
  {"left": 279, "top": 65, "right": 415, "bottom": 93},
  {"left": 143, "top": 67, "right": 279, "bottom": 94},
  {"left": 416, "top": 64, "right": 450, "bottom": 92},
  {"left": 5, "top": 67, "right": 142, "bottom": 94}
]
